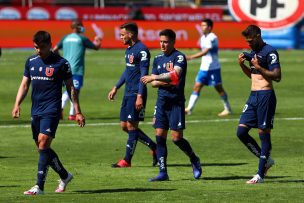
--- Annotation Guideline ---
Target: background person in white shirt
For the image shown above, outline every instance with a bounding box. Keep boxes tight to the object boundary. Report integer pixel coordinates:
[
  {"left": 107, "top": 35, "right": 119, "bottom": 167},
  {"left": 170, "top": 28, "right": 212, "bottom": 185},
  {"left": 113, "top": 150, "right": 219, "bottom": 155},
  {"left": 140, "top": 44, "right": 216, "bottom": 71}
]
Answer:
[{"left": 185, "top": 19, "right": 232, "bottom": 116}]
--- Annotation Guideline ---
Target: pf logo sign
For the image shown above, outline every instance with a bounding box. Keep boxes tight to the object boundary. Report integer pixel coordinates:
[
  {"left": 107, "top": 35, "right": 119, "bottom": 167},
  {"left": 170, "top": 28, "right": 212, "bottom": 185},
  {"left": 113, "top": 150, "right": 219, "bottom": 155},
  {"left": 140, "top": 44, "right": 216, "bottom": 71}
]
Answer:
[{"left": 228, "top": 0, "right": 304, "bottom": 29}]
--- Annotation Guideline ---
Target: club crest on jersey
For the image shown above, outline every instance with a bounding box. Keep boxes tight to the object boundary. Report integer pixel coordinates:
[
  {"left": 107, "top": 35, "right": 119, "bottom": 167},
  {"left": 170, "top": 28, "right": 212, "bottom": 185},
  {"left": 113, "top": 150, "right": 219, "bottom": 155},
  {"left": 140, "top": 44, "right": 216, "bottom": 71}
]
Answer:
[
  {"left": 45, "top": 67, "right": 54, "bottom": 77},
  {"left": 128, "top": 54, "right": 134, "bottom": 64},
  {"left": 165, "top": 62, "right": 174, "bottom": 71}
]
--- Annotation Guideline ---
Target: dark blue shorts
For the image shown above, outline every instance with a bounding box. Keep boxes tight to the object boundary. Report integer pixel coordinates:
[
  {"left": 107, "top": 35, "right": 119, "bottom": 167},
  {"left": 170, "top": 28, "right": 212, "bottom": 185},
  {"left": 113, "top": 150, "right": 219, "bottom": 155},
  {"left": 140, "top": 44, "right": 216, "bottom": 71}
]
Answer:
[
  {"left": 239, "top": 90, "right": 276, "bottom": 129},
  {"left": 120, "top": 95, "right": 146, "bottom": 122},
  {"left": 153, "top": 97, "right": 185, "bottom": 130},
  {"left": 31, "top": 114, "right": 60, "bottom": 141}
]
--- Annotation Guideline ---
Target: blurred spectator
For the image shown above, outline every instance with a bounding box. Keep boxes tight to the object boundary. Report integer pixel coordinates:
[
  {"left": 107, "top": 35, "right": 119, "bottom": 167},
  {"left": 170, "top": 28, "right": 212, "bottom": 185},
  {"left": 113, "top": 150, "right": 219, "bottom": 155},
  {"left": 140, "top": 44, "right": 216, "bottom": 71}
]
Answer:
[{"left": 128, "top": 3, "right": 145, "bottom": 20}]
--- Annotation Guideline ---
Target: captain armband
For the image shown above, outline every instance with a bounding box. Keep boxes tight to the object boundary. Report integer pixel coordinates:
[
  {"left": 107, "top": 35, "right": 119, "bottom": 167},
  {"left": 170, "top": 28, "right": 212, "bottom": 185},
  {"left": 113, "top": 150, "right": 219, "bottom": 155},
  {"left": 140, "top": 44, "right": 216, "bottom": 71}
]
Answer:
[{"left": 169, "top": 70, "right": 179, "bottom": 85}]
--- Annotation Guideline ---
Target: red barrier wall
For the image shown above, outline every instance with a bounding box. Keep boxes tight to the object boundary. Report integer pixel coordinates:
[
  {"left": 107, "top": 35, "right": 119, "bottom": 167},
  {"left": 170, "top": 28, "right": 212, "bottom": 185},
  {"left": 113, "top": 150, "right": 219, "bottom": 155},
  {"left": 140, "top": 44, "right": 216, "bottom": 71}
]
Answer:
[{"left": 0, "top": 21, "right": 251, "bottom": 49}]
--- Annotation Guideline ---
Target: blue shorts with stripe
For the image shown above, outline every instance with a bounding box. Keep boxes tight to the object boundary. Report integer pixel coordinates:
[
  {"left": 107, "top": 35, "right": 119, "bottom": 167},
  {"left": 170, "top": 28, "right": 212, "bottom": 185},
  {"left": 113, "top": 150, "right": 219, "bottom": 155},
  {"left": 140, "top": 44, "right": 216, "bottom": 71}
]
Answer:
[
  {"left": 72, "top": 75, "right": 83, "bottom": 90},
  {"left": 239, "top": 90, "right": 276, "bottom": 129},
  {"left": 153, "top": 96, "right": 185, "bottom": 130},
  {"left": 120, "top": 95, "right": 146, "bottom": 122},
  {"left": 31, "top": 114, "right": 60, "bottom": 141},
  {"left": 195, "top": 69, "right": 222, "bottom": 86}
]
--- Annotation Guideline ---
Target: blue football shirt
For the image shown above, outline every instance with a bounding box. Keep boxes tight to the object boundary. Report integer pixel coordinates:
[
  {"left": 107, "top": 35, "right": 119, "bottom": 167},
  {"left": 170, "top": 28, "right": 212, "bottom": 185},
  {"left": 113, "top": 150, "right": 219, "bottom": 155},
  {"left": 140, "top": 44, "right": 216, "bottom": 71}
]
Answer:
[
  {"left": 152, "top": 49, "right": 187, "bottom": 100},
  {"left": 24, "top": 52, "right": 72, "bottom": 116},
  {"left": 249, "top": 43, "right": 281, "bottom": 74},
  {"left": 123, "top": 41, "right": 150, "bottom": 97}
]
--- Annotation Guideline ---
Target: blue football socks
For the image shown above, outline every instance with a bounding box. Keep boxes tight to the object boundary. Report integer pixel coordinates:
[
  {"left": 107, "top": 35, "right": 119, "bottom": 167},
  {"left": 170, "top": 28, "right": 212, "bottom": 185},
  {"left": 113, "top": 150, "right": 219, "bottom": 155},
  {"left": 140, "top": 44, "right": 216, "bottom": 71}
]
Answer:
[
  {"left": 237, "top": 126, "right": 261, "bottom": 158},
  {"left": 124, "top": 130, "right": 139, "bottom": 163},
  {"left": 37, "top": 149, "right": 50, "bottom": 191},
  {"left": 48, "top": 148, "right": 68, "bottom": 180},
  {"left": 258, "top": 133, "right": 272, "bottom": 178}
]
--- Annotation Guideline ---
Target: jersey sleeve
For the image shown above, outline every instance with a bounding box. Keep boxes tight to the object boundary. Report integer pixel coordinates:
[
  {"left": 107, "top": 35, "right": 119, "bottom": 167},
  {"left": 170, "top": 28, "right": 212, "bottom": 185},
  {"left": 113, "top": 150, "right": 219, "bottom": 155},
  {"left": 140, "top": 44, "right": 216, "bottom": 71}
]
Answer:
[
  {"left": 152, "top": 57, "right": 159, "bottom": 75},
  {"left": 138, "top": 48, "right": 150, "bottom": 95},
  {"left": 62, "top": 60, "right": 72, "bottom": 80},
  {"left": 267, "top": 51, "right": 281, "bottom": 70},
  {"left": 115, "top": 69, "right": 126, "bottom": 89},
  {"left": 174, "top": 53, "right": 186, "bottom": 71},
  {"left": 83, "top": 36, "right": 96, "bottom": 49},
  {"left": 23, "top": 58, "right": 30, "bottom": 78}
]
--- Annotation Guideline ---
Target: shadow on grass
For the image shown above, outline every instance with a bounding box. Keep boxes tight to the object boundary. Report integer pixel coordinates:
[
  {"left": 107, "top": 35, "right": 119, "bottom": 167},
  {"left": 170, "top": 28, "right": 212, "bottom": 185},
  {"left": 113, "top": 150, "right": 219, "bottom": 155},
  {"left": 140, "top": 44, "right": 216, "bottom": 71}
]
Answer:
[
  {"left": 273, "top": 179, "right": 304, "bottom": 183},
  {"left": 0, "top": 185, "right": 20, "bottom": 188},
  {"left": 168, "top": 163, "right": 248, "bottom": 167},
  {"left": 202, "top": 175, "right": 290, "bottom": 181},
  {"left": 0, "top": 156, "right": 15, "bottom": 159},
  {"left": 74, "top": 188, "right": 176, "bottom": 194}
]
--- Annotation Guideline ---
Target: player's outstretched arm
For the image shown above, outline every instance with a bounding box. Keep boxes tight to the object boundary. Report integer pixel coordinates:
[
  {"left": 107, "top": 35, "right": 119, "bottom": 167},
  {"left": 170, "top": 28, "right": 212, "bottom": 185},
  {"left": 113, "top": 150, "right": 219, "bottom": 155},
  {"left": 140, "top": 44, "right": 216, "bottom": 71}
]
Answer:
[{"left": 12, "top": 76, "right": 30, "bottom": 118}]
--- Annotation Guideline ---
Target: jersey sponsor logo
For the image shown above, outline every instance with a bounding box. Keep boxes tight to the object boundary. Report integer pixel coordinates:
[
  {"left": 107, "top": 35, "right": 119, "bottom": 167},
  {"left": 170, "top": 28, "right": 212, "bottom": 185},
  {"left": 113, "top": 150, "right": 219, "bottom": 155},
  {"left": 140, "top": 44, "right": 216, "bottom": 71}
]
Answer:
[
  {"left": 228, "top": 0, "right": 304, "bottom": 29},
  {"left": 45, "top": 67, "right": 54, "bottom": 77},
  {"left": 31, "top": 76, "right": 54, "bottom": 81},
  {"left": 165, "top": 62, "right": 174, "bottom": 72}
]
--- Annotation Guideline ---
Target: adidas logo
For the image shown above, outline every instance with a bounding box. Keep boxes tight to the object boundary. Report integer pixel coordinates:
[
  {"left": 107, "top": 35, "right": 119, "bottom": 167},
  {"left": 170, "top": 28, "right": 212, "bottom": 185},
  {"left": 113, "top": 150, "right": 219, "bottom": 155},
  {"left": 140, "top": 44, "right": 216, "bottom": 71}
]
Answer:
[
  {"left": 45, "top": 128, "right": 51, "bottom": 132},
  {"left": 128, "top": 115, "right": 132, "bottom": 119}
]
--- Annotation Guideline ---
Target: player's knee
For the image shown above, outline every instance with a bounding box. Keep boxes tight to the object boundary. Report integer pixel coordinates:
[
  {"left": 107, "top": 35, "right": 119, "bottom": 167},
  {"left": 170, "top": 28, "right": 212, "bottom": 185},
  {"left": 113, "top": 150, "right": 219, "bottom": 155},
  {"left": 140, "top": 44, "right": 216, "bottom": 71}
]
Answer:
[{"left": 236, "top": 126, "right": 249, "bottom": 139}]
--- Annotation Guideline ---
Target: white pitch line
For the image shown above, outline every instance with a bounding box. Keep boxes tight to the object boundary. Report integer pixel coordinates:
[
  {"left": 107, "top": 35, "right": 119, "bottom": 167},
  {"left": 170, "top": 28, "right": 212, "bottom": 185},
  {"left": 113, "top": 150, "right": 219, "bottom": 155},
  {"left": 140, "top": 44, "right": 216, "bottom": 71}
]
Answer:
[{"left": 0, "top": 117, "right": 303, "bottom": 129}]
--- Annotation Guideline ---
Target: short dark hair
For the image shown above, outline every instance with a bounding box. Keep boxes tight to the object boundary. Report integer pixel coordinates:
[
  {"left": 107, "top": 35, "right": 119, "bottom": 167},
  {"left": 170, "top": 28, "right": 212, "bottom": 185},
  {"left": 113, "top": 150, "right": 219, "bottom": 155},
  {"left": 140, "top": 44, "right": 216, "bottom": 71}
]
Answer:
[
  {"left": 33, "top": 31, "right": 51, "bottom": 44},
  {"left": 120, "top": 22, "right": 138, "bottom": 36},
  {"left": 159, "top": 29, "right": 176, "bottom": 41},
  {"left": 242, "top": 25, "right": 261, "bottom": 38},
  {"left": 202, "top": 19, "right": 213, "bottom": 29},
  {"left": 71, "top": 19, "right": 83, "bottom": 29}
]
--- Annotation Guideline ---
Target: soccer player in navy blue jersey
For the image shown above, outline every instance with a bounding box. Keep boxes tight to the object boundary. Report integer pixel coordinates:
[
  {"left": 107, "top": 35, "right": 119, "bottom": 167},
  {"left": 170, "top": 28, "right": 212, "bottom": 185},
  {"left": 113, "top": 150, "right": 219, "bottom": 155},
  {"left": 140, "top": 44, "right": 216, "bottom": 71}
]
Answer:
[
  {"left": 237, "top": 25, "right": 281, "bottom": 184},
  {"left": 141, "top": 29, "right": 202, "bottom": 181},
  {"left": 12, "top": 31, "right": 85, "bottom": 195},
  {"left": 108, "top": 22, "right": 157, "bottom": 168}
]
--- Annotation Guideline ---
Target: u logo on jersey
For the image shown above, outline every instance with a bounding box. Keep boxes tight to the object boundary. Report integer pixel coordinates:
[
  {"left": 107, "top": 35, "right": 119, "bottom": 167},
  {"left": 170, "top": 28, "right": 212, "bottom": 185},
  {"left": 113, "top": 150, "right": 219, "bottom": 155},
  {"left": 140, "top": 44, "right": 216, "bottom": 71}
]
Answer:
[
  {"left": 45, "top": 67, "right": 54, "bottom": 77},
  {"left": 128, "top": 54, "right": 134, "bottom": 64},
  {"left": 165, "top": 62, "right": 174, "bottom": 71}
]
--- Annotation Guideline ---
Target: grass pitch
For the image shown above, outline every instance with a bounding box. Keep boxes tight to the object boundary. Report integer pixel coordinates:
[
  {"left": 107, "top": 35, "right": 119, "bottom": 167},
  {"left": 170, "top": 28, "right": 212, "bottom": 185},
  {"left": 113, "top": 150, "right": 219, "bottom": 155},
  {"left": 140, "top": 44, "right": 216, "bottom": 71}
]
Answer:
[{"left": 0, "top": 49, "right": 303, "bottom": 202}]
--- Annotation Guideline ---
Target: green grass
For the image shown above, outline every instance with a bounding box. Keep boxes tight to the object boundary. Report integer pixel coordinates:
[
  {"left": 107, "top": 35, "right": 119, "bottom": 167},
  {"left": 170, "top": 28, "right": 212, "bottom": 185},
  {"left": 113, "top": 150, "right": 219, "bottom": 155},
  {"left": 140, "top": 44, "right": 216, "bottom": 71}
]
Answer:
[{"left": 0, "top": 49, "right": 303, "bottom": 202}]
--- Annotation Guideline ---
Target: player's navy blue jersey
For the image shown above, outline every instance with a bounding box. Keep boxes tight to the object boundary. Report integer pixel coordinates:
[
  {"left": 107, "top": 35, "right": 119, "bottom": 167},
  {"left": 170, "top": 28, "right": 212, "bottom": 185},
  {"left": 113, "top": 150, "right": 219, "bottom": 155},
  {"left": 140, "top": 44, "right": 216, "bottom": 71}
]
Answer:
[
  {"left": 123, "top": 41, "right": 150, "bottom": 96},
  {"left": 152, "top": 49, "right": 187, "bottom": 100},
  {"left": 248, "top": 43, "right": 281, "bottom": 74},
  {"left": 24, "top": 52, "right": 72, "bottom": 116}
]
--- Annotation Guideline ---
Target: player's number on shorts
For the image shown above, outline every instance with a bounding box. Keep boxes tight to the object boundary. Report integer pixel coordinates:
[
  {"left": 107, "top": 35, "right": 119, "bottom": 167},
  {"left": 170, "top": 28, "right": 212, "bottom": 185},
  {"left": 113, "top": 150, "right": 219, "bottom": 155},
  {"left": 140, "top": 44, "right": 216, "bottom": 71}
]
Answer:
[{"left": 140, "top": 51, "right": 148, "bottom": 61}]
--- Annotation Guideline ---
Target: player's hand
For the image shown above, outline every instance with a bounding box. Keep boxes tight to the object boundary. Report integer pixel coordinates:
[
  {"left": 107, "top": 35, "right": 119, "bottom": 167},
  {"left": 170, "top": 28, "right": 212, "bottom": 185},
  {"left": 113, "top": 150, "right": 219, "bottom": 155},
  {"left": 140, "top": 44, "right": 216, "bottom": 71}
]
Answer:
[
  {"left": 141, "top": 75, "right": 155, "bottom": 84},
  {"left": 135, "top": 95, "right": 143, "bottom": 110},
  {"left": 108, "top": 87, "right": 117, "bottom": 101},
  {"left": 76, "top": 113, "right": 85, "bottom": 127},
  {"left": 12, "top": 106, "right": 20, "bottom": 118},
  {"left": 238, "top": 53, "right": 246, "bottom": 65},
  {"left": 251, "top": 54, "right": 260, "bottom": 68}
]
